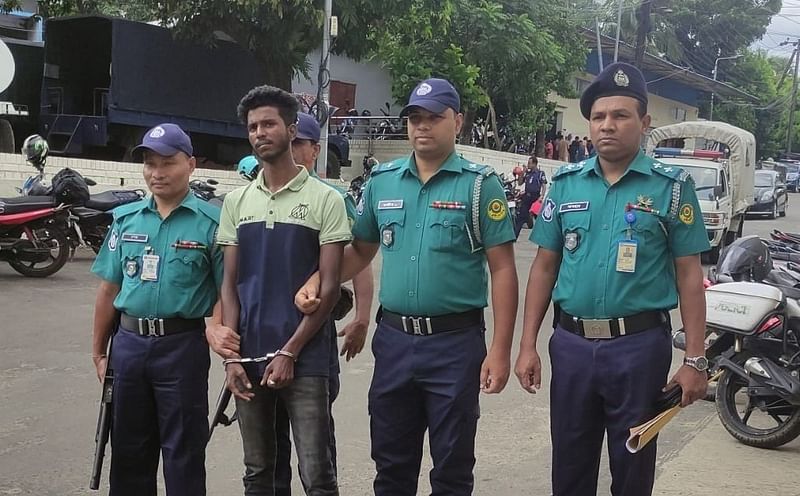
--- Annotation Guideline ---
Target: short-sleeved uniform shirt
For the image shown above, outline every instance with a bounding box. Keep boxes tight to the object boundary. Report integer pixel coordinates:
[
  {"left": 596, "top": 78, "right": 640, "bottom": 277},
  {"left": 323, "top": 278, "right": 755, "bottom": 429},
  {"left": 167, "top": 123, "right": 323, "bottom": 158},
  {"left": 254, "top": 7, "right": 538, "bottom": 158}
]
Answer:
[
  {"left": 217, "top": 167, "right": 352, "bottom": 379},
  {"left": 352, "top": 152, "right": 516, "bottom": 316},
  {"left": 91, "top": 191, "right": 223, "bottom": 319},
  {"left": 532, "top": 150, "right": 710, "bottom": 319}
]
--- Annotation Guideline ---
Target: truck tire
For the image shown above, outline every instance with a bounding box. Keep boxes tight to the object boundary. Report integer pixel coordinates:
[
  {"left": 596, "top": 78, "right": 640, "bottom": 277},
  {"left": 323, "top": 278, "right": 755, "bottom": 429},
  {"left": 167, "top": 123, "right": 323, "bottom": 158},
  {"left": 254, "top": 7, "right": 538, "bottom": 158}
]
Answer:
[
  {"left": 706, "top": 232, "right": 726, "bottom": 264},
  {"left": 0, "top": 119, "right": 14, "bottom": 153},
  {"left": 326, "top": 149, "right": 341, "bottom": 179}
]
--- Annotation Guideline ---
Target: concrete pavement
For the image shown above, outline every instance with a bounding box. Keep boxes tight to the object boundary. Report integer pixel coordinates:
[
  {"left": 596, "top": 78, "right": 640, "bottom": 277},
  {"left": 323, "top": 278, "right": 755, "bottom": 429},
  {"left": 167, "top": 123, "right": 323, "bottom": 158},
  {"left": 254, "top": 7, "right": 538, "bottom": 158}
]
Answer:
[{"left": 0, "top": 177, "right": 798, "bottom": 495}]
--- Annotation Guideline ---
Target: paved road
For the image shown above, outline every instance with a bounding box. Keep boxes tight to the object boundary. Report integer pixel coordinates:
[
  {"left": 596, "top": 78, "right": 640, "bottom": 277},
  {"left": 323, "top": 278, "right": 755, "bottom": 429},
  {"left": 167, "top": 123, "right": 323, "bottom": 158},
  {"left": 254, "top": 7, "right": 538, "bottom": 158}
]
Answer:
[{"left": 0, "top": 180, "right": 798, "bottom": 495}]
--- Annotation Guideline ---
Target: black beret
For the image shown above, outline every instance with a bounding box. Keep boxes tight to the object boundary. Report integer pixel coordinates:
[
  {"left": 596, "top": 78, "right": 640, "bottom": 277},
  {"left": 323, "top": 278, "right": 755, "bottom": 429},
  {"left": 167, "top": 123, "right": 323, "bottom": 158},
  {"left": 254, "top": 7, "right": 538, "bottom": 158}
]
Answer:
[{"left": 579, "top": 62, "right": 648, "bottom": 120}]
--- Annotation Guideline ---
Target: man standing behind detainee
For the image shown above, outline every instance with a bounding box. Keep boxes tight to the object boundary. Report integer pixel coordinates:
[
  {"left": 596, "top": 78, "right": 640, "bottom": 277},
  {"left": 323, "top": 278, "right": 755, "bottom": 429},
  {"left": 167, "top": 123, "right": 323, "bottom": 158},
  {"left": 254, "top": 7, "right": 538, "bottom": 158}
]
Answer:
[{"left": 217, "top": 86, "right": 350, "bottom": 495}]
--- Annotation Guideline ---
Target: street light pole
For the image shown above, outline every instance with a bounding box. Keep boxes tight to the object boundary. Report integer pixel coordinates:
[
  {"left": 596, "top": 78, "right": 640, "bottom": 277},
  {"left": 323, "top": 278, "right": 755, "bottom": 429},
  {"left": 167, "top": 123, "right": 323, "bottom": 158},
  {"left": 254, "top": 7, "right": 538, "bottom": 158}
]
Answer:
[
  {"left": 614, "top": 0, "right": 623, "bottom": 62},
  {"left": 317, "top": 0, "right": 333, "bottom": 178},
  {"left": 710, "top": 54, "right": 743, "bottom": 122}
]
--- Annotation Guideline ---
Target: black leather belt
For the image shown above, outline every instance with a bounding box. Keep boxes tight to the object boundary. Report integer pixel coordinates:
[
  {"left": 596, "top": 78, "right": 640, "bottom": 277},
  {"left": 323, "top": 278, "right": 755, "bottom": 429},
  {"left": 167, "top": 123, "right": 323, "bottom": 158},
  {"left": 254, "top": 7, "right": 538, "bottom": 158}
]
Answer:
[
  {"left": 558, "top": 310, "right": 669, "bottom": 339},
  {"left": 120, "top": 313, "right": 205, "bottom": 337},
  {"left": 380, "top": 308, "right": 483, "bottom": 336}
]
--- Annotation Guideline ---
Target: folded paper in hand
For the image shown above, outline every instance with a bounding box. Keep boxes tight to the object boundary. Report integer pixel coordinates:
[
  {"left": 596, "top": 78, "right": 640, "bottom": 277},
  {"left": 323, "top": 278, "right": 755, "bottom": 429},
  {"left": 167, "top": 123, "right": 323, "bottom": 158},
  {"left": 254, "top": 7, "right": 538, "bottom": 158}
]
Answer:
[{"left": 626, "top": 405, "right": 682, "bottom": 453}]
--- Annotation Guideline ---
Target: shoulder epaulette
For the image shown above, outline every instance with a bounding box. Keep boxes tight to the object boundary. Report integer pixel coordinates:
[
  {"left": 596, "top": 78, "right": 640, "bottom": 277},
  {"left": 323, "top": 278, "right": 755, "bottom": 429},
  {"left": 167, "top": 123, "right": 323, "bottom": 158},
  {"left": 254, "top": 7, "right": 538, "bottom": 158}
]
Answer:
[
  {"left": 112, "top": 198, "right": 146, "bottom": 219},
  {"left": 370, "top": 159, "right": 403, "bottom": 176},
  {"left": 462, "top": 162, "right": 495, "bottom": 177},
  {"left": 196, "top": 199, "right": 222, "bottom": 222},
  {"left": 552, "top": 161, "right": 584, "bottom": 180},
  {"left": 651, "top": 161, "right": 692, "bottom": 183}
]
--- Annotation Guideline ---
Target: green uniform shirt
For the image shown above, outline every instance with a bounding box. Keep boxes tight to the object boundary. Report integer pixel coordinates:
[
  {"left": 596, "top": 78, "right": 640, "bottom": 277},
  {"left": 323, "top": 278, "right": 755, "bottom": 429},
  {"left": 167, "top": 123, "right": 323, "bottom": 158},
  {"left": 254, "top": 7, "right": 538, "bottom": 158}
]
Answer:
[
  {"left": 531, "top": 150, "right": 710, "bottom": 319},
  {"left": 352, "top": 152, "right": 515, "bottom": 316},
  {"left": 91, "top": 191, "right": 223, "bottom": 319},
  {"left": 310, "top": 168, "right": 357, "bottom": 224}
]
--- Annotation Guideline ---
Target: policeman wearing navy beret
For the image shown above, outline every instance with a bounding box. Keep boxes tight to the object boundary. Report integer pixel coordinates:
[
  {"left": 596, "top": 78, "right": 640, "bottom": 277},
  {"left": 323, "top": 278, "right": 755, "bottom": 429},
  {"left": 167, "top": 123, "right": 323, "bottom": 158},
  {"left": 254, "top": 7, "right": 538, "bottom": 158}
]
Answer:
[{"left": 515, "top": 62, "right": 710, "bottom": 496}]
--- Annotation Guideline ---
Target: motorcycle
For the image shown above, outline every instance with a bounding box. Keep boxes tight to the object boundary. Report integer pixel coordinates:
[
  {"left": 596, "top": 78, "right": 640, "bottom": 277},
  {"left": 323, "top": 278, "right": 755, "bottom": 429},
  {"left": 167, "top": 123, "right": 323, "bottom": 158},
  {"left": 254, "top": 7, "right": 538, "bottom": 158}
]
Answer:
[
  {"left": 190, "top": 178, "right": 223, "bottom": 207},
  {"left": 673, "top": 236, "right": 800, "bottom": 448},
  {"left": 20, "top": 161, "right": 144, "bottom": 255},
  {"left": 0, "top": 195, "right": 71, "bottom": 277}
]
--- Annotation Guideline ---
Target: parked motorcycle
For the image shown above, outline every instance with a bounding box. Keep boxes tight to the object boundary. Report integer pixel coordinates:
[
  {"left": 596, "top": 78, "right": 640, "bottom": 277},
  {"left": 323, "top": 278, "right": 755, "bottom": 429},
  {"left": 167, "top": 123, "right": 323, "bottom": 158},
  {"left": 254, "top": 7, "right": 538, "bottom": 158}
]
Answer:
[
  {"left": 0, "top": 196, "right": 71, "bottom": 277},
  {"left": 190, "top": 178, "right": 223, "bottom": 207},
  {"left": 675, "top": 236, "right": 800, "bottom": 448}
]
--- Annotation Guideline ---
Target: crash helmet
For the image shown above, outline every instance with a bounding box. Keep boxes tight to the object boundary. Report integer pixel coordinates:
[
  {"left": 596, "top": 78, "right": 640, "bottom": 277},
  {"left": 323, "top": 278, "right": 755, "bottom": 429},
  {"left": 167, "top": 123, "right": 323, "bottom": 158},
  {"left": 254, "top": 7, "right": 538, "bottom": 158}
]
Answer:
[
  {"left": 716, "top": 235, "right": 772, "bottom": 282},
  {"left": 513, "top": 166, "right": 524, "bottom": 177},
  {"left": 22, "top": 134, "right": 49, "bottom": 170},
  {"left": 237, "top": 155, "right": 260, "bottom": 181}
]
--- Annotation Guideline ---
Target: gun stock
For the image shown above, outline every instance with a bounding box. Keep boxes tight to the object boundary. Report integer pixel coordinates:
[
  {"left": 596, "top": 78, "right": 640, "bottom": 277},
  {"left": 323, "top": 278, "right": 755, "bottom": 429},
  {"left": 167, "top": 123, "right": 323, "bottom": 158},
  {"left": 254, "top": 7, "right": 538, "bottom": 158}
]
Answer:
[
  {"left": 89, "top": 321, "right": 117, "bottom": 490},
  {"left": 208, "top": 382, "right": 235, "bottom": 442}
]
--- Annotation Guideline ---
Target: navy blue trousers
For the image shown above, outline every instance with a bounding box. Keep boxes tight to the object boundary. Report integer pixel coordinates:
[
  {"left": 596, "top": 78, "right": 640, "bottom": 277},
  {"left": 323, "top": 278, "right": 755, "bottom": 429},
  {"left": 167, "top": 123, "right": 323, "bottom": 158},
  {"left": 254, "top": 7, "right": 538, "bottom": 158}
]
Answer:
[
  {"left": 109, "top": 327, "right": 210, "bottom": 496},
  {"left": 369, "top": 320, "right": 486, "bottom": 496},
  {"left": 549, "top": 325, "right": 672, "bottom": 496}
]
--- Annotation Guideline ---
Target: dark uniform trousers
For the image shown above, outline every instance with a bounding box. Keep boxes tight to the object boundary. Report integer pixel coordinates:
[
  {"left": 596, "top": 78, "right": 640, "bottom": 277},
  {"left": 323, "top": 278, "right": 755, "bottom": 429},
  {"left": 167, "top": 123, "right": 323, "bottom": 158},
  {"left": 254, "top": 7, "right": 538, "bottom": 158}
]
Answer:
[
  {"left": 369, "top": 319, "right": 487, "bottom": 496},
  {"left": 549, "top": 324, "right": 672, "bottom": 496},
  {"left": 274, "top": 362, "right": 341, "bottom": 496},
  {"left": 514, "top": 193, "right": 538, "bottom": 238},
  {"left": 109, "top": 326, "right": 210, "bottom": 496}
]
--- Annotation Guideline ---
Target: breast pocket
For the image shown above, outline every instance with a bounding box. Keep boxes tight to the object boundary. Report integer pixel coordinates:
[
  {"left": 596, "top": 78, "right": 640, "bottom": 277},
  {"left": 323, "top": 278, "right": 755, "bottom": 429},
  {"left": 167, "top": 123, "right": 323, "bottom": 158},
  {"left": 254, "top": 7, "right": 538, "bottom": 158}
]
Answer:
[
  {"left": 560, "top": 211, "right": 591, "bottom": 257},
  {"left": 428, "top": 209, "right": 468, "bottom": 252},
  {"left": 376, "top": 210, "right": 405, "bottom": 252},
  {"left": 167, "top": 250, "right": 210, "bottom": 287},
  {"left": 620, "top": 214, "right": 665, "bottom": 251}
]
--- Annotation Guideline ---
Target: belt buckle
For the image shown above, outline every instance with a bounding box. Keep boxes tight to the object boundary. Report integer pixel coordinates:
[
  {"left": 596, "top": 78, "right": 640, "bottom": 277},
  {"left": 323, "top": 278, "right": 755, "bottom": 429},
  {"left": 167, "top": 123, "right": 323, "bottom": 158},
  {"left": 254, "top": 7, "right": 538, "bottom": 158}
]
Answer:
[
  {"left": 139, "top": 318, "right": 165, "bottom": 337},
  {"left": 402, "top": 316, "right": 432, "bottom": 336},
  {"left": 581, "top": 319, "right": 613, "bottom": 339}
]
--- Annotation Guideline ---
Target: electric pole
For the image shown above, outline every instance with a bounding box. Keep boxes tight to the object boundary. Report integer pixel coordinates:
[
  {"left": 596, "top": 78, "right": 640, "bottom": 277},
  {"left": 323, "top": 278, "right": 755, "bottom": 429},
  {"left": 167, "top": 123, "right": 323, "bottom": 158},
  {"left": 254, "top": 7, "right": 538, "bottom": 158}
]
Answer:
[
  {"left": 317, "top": 0, "right": 333, "bottom": 178},
  {"left": 781, "top": 39, "right": 800, "bottom": 155}
]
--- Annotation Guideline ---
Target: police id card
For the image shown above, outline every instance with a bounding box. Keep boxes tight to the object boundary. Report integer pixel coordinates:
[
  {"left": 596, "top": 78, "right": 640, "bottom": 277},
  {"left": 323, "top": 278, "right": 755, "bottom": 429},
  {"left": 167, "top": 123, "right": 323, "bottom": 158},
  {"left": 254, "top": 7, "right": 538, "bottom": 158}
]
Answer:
[
  {"left": 141, "top": 254, "right": 160, "bottom": 281},
  {"left": 616, "top": 240, "right": 638, "bottom": 273}
]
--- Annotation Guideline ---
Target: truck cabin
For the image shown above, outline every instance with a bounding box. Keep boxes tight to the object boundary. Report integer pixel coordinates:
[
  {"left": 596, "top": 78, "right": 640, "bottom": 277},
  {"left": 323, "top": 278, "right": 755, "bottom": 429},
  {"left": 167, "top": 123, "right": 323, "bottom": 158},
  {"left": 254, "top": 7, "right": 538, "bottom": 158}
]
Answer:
[{"left": 653, "top": 147, "right": 729, "bottom": 201}]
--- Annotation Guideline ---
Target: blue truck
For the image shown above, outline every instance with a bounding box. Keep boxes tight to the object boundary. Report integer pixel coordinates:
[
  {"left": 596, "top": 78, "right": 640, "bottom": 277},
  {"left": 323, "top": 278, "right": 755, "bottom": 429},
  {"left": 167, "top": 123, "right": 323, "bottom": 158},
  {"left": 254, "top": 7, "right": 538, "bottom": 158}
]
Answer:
[{"left": 37, "top": 15, "right": 350, "bottom": 176}]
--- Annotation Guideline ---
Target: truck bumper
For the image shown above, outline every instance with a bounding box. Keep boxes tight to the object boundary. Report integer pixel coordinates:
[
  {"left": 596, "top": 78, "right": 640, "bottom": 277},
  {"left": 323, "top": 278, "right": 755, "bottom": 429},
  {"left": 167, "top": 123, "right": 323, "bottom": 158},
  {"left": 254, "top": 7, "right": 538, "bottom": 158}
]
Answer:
[{"left": 706, "top": 228, "right": 725, "bottom": 247}]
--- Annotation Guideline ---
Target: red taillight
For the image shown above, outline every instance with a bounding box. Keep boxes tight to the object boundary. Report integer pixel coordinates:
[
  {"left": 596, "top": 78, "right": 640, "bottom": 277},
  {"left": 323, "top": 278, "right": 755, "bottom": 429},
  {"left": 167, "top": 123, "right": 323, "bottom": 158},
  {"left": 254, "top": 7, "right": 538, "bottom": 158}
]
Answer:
[{"left": 756, "top": 316, "right": 782, "bottom": 334}]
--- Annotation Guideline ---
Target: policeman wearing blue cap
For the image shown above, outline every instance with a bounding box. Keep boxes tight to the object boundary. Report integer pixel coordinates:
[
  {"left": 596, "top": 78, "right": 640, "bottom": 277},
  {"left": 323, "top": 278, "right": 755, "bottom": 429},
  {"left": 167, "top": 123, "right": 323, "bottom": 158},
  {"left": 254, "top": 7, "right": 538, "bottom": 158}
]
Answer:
[
  {"left": 515, "top": 62, "right": 710, "bottom": 495},
  {"left": 295, "top": 78, "right": 518, "bottom": 495},
  {"left": 91, "top": 123, "right": 223, "bottom": 495}
]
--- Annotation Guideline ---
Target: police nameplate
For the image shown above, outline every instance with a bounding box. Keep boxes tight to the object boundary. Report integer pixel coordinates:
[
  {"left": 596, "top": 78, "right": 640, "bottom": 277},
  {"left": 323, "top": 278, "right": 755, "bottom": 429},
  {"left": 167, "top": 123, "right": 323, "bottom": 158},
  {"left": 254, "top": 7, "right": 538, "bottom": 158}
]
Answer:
[
  {"left": 558, "top": 201, "right": 590, "bottom": 213},
  {"left": 121, "top": 233, "right": 149, "bottom": 243},
  {"left": 378, "top": 200, "right": 404, "bottom": 210}
]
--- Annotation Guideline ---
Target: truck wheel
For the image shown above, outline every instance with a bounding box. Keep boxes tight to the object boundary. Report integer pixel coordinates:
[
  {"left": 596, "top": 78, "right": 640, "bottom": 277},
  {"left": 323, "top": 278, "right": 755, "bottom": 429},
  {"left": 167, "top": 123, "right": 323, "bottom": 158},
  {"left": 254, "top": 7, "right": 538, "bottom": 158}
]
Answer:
[
  {"left": 706, "top": 233, "right": 725, "bottom": 264},
  {"left": 326, "top": 149, "right": 341, "bottom": 179},
  {"left": 0, "top": 119, "right": 14, "bottom": 153}
]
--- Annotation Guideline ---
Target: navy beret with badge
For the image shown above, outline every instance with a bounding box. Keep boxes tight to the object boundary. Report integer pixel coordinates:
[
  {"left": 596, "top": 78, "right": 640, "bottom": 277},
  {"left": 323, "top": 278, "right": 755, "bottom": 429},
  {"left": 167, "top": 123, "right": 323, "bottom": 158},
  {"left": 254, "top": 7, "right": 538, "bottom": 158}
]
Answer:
[{"left": 579, "top": 62, "right": 648, "bottom": 120}]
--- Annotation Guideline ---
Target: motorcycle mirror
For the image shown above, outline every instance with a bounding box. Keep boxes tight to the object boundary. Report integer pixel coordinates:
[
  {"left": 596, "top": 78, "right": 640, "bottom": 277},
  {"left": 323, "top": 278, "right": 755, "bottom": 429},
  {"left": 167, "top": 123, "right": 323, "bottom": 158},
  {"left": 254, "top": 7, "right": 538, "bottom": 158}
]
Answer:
[
  {"left": 84, "top": 178, "right": 97, "bottom": 186},
  {"left": 207, "top": 178, "right": 219, "bottom": 185}
]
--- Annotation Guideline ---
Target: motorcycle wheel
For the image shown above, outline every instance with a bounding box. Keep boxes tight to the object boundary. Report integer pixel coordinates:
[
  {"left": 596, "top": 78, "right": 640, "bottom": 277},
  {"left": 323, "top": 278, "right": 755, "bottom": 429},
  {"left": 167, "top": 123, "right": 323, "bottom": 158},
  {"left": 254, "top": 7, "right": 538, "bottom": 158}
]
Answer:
[
  {"left": 715, "top": 355, "right": 800, "bottom": 449},
  {"left": 9, "top": 226, "right": 70, "bottom": 278}
]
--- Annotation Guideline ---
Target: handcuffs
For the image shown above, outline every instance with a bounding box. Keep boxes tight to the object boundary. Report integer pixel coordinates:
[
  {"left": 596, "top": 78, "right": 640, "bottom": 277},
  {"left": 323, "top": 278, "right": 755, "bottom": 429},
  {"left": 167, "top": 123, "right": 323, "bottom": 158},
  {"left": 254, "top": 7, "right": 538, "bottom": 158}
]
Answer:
[{"left": 222, "top": 350, "right": 297, "bottom": 387}]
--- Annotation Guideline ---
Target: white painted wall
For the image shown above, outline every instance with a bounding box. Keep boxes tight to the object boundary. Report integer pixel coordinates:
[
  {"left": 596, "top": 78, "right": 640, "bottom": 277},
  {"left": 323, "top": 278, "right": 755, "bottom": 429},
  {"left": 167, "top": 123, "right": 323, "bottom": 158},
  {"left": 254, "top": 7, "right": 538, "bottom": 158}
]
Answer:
[{"left": 292, "top": 49, "right": 401, "bottom": 116}]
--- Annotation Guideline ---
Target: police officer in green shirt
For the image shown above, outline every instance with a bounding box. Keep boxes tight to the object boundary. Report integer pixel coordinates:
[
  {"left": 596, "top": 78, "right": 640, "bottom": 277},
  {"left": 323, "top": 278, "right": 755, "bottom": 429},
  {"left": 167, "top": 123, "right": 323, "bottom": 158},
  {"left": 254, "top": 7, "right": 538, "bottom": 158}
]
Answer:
[
  {"left": 514, "top": 63, "right": 710, "bottom": 496},
  {"left": 297, "top": 78, "right": 518, "bottom": 495},
  {"left": 91, "top": 123, "right": 223, "bottom": 495}
]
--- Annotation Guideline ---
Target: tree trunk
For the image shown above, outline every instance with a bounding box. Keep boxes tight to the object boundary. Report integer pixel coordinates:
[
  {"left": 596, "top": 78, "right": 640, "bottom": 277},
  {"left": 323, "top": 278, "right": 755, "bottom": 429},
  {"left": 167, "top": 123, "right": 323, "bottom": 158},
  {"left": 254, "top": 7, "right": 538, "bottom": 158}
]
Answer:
[
  {"left": 487, "top": 98, "right": 501, "bottom": 151},
  {"left": 460, "top": 109, "right": 475, "bottom": 145},
  {"left": 535, "top": 128, "right": 545, "bottom": 157}
]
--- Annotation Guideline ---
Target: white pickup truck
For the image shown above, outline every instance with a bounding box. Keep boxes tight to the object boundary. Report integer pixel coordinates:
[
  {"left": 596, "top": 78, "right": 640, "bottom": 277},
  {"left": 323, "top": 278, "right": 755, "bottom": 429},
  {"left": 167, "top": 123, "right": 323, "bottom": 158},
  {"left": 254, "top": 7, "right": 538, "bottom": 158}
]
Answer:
[{"left": 646, "top": 121, "right": 756, "bottom": 263}]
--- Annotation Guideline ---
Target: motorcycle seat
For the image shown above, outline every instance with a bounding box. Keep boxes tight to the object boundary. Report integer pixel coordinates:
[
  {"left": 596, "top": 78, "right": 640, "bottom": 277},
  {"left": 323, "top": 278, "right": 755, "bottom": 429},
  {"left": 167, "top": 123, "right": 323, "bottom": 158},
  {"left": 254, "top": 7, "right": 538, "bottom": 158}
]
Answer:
[
  {"left": 0, "top": 196, "right": 57, "bottom": 215},
  {"left": 85, "top": 190, "right": 143, "bottom": 211},
  {"left": 71, "top": 206, "right": 109, "bottom": 220}
]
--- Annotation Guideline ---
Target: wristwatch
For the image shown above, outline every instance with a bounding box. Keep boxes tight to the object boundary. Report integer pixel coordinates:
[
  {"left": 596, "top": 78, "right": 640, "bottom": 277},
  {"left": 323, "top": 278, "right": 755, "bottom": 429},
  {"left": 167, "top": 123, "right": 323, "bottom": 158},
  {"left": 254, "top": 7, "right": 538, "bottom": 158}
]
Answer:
[{"left": 684, "top": 356, "right": 709, "bottom": 372}]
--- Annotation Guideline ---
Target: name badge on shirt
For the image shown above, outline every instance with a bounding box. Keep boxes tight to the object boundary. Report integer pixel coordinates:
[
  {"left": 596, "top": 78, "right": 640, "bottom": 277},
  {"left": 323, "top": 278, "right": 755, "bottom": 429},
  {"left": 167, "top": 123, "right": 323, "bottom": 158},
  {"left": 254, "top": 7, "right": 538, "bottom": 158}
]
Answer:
[
  {"left": 616, "top": 240, "right": 638, "bottom": 273},
  {"left": 141, "top": 254, "right": 160, "bottom": 281},
  {"left": 558, "top": 201, "right": 590, "bottom": 213},
  {"left": 378, "top": 200, "right": 404, "bottom": 210},
  {"left": 121, "top": 233, "right": 149, "bottom": 243}
]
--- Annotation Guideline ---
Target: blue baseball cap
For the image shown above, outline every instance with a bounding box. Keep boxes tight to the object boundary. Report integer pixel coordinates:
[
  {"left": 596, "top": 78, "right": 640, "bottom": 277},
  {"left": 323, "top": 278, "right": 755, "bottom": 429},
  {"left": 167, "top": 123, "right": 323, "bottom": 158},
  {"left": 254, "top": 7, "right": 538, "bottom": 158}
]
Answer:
[
  {"left": 295, "top": 113, "right": 321, "bottom": 142},
  {"left": 132, "top": 123, "right": 193, "bottom": 159},
  {"left": 400, "top": 78, "right": 461, "bottom": 117}
]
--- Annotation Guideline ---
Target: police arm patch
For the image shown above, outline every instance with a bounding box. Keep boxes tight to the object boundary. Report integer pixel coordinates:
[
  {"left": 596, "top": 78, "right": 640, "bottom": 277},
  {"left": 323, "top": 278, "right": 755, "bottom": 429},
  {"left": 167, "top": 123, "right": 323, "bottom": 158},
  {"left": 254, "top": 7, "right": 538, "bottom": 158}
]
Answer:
[
  {"left": 542, "top": 198, "right": 556, "bottom": 222},
  {"left": 487, "top": 199, "right": 507, "bottom": 221},
  {"left": 107, "top": 229, "right": 118, "bottom": 251},
  {"left": 679, "top": 203, "right": 694, "bottom": 225}
]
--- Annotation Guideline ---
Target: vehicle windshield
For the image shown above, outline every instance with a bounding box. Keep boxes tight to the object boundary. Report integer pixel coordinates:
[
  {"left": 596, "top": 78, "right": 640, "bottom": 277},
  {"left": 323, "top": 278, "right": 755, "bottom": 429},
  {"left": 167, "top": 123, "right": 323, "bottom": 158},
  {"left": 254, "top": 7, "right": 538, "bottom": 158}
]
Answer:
[
  {"left": 670, "top": 165, "right": 718, "bottom": 200},
  {"left": 782, "top": 163, "right": 799, "bottom": 174},
  {"left": 755, "top": 172, "right": 774, "bottom": 188}
]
